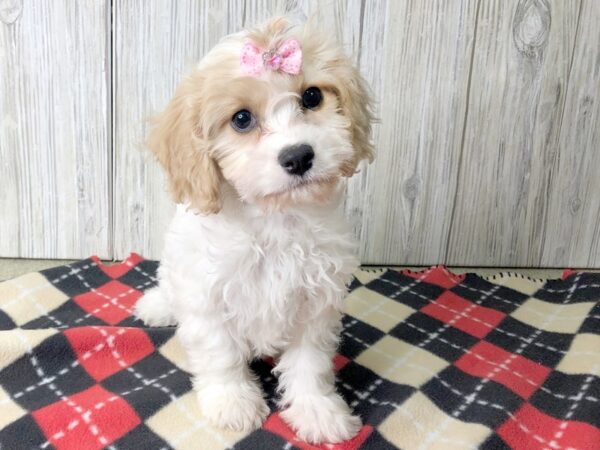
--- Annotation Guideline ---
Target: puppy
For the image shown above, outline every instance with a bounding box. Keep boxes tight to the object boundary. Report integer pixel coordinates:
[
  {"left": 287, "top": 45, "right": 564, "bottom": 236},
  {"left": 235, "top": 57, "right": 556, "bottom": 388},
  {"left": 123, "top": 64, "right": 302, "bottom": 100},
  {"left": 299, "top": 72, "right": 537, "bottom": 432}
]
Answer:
[{"left": 135, "top": 16, "right": 374, "bottom": 444}]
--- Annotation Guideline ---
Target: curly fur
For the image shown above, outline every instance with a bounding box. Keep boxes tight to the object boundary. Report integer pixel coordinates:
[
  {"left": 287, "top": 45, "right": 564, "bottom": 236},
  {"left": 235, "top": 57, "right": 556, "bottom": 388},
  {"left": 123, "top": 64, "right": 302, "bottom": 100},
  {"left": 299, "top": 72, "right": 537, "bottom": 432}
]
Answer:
[{"left": 135, "top": 16, "right": 374, "bottom": 444}]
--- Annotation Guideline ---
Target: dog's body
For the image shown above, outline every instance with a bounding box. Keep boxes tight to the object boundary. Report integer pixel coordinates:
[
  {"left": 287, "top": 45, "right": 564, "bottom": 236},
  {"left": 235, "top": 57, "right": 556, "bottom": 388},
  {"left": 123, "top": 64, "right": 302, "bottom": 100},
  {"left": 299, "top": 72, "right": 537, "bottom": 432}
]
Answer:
[
  {"left": 135, "top": 17, "right": 374, "bottom": 444},
  {"left": 142, "top": 185, "right": 357, "bottom": 347}
]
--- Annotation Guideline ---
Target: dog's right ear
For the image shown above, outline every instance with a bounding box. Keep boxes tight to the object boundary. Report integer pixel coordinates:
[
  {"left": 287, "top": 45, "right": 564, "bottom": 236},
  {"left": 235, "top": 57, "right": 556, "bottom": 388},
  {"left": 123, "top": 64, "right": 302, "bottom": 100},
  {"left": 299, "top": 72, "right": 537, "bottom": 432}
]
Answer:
[{"left": 146, "top": 72, "right": 222, "bottom": 214}]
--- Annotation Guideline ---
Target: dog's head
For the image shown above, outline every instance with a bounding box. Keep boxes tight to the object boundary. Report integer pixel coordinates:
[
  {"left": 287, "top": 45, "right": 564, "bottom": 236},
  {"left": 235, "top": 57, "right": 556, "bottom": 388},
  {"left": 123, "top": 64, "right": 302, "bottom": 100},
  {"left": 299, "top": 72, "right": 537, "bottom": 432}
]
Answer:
[{"left": 148, "top": 17, "right": 374, "bottom": 213}]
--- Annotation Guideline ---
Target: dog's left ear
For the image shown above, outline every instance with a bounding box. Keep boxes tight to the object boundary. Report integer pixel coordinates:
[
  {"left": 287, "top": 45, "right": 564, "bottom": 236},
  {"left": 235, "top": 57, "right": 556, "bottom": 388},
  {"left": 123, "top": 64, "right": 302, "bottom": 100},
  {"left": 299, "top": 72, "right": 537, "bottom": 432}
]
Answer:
[
  {"left": 333, "top": 62, "right": 375, "bottom": 175},
  {"left": 146, "top": 71, "right": 223, "bottom": 214}
]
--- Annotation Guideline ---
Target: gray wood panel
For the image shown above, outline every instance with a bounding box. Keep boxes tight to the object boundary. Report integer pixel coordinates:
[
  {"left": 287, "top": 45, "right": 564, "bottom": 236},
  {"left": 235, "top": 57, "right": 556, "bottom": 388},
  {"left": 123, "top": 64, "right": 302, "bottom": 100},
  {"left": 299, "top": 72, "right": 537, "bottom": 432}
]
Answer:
[
  {"left": 5, "top": 0, "right": 593, "bottom": 266},
  {"left": 540, "top": 0, "right": 600, "bottom": 267},
  {"left": 446, "top": 0, "right": 586, "bottom": 267},
  {"left": 0, "top": 0, "right": 111, "bottom": 258},
  {"left": 349, "top": 0, "right": 478, "bottom": 265}
]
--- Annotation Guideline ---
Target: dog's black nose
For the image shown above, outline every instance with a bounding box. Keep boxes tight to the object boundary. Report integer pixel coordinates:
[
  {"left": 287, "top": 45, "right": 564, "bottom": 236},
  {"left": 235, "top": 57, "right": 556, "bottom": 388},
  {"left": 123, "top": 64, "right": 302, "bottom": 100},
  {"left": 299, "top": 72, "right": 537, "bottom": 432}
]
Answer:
[{"left": 278, "top": 144, "right": 314, "bottom": 176}]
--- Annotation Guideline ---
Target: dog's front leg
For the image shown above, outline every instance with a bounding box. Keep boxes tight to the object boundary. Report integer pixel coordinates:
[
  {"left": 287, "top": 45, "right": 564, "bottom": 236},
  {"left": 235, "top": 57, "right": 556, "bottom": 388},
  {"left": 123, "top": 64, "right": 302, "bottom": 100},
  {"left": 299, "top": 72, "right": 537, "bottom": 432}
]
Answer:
[
  {"left": 276, "top": 307, "right": 361, "bottom": 444},
  {"left": 177, "top": 318, "right": 270, "bottom": 432}
]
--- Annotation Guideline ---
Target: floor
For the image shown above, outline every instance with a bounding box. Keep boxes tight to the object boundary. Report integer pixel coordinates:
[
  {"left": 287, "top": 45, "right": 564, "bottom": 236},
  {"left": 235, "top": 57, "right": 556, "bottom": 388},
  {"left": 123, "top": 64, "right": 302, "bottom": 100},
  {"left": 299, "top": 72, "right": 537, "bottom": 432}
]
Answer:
[
  {"left": 0, "top": 259, "right": 78, "bottom": 281},
  {"left": 0, "top": 258, "right": 588, "bottom": 282}
]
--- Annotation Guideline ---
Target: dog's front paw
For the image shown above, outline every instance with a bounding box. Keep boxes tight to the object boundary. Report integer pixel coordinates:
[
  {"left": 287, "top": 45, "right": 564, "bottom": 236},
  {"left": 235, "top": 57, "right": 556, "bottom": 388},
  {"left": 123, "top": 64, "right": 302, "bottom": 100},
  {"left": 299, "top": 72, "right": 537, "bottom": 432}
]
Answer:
[
  {"left": 134, "top": 288, "right": 176, "bottom": 326},
  {"left": 281, "top": 393, "right": 361, "bottom": 444},
  {"left": 197, "top": 382, "right": 270, "bottom": 432}
]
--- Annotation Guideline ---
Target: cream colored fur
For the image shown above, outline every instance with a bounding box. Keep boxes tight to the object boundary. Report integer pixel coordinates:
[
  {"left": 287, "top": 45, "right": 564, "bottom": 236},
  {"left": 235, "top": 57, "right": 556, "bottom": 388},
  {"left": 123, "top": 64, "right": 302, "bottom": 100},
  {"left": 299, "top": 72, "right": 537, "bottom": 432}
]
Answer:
[{"left": 135, "top": 16, "right": 374, "bottom": 444}]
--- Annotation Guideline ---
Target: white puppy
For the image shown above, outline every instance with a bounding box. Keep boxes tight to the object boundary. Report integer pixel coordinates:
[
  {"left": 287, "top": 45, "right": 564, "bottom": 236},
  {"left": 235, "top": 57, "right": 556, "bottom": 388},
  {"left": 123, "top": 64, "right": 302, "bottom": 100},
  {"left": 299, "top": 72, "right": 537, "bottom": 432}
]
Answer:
[{"left": 135, "top": 16, "right": 374, "bottom": 444}]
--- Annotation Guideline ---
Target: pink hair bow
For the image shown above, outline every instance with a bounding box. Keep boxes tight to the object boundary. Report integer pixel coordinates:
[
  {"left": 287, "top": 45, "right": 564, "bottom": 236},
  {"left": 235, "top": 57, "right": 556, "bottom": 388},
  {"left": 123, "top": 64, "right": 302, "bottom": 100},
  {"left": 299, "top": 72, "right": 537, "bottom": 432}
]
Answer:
[{"left": 241, "top": 38, "right": 303, "bottom": 76}]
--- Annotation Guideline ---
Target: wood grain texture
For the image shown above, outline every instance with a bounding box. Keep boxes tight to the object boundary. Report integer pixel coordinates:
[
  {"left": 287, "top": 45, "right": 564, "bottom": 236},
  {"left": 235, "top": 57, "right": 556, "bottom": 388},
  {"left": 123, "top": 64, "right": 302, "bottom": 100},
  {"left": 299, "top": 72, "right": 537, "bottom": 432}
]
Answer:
[
  {"left": 0, "top": 0, "right": 110, "bottom": 258},
  {"left": 446, "top": 0, "right": 586, "bottom": 266},
  {"left": 540, "top": 0, "right": 600, "bottom": 267},
  {"left": 349, "top": 0, "right": 478, "bottom": 265}
]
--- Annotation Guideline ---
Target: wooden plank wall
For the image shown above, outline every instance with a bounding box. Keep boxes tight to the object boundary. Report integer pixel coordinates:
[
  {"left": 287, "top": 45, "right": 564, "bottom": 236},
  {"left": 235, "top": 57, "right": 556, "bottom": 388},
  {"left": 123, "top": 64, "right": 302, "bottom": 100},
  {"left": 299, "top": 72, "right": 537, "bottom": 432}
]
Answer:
[
  {"left": 540, "top": 0, "right": 600, "bottom": 267},
  {"left": 447, "top": 0, "right": 584, "bottom": 266},
  {"left": 0, "top": 0, "right": 111, "bottom": 258},
  {"left": 2, "top": 0, "right": 599, "bottom": 266}
]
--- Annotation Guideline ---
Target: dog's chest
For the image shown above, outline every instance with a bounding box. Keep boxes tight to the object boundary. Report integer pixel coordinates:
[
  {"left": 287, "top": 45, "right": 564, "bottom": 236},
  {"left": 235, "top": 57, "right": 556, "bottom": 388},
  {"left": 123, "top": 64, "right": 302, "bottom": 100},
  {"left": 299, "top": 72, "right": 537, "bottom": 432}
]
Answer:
[
  {"left": 168, "top": 206, "right": 358, "bottom": 353},
  {"left": 221, "top": 214, "right": 352, "bottom": 298},
  {"left": 210, "top": 213, "right": 356, "bottom": 347}
]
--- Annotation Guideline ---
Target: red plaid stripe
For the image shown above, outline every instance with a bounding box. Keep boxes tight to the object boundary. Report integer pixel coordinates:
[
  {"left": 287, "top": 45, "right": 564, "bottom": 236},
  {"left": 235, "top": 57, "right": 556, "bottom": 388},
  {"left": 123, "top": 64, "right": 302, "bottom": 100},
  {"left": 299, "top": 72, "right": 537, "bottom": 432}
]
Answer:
[
  {"left": 455, "top": 341, "right": 551, "bottom": 399},
  {"left": 33, "top": 385, "right": 140, "bottom": 450},
  {"left": 64, "top": 326, "right": 155, "bottom": 381},
  {"left": 401, "top": 266, "right": 465, "bottom": 289},
  {"left": 498, "top": 403, "right": 600, "bottom": 450},
  {"left": 91, "top": 254, "right": 145, "bottom": 279},
  {"left": 263, "top": 413, "right": 374, "bottom": 450},
  {"left": 421, "top": 290, "right": 506, "bottom": 338},
  {"left": 73, "top": 280, "right": 142, "bottom": 325}
]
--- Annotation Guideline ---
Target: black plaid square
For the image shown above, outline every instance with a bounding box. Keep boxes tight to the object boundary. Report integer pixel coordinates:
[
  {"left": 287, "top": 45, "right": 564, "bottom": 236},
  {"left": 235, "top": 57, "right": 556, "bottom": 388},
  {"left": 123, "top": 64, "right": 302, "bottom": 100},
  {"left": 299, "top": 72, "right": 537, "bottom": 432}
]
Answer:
[
  {"left": 451, "top": 274, "right": 528, "bottom": 314},
  {"left": 484, "top": 316, "right": 573, "bottom": 367},
  {"left": 390, "top": 312, "right": 479, "bottom": 362},
  {"left": 0, "top": 333, "right": 95, "bottom": 411},
  {"left": 0, "top": 309, "right": 16, "bottom": 330},
  {"left": 142, "top": 326, "right": 177, "bottom": 349},
  {"left": 101, "top": 351, "right": 192, "bottom": 420},
  {"left": 530, "top": 371, "right": 600, "bottom": 428},
  {"left": 534, "top": 273, "right": 600, "bottom": 303},
  {"left": 366, "top": 270, "right": 446, "bottom": 311},
  {"left": 21, "top": 300, "right": 105, "bottom": 329},
  {"left": 117, "top": 259, "right": 159, "bottom": 290},
  {"left": 0, "top": 415, "right": 49, "bottom": 450},
  {"left": 340, "top": 316, "right": 386, "bottom": 359},
  {"left": 480, "top": 432, "right": 512, "bottom": 450},
  {"left": 359, "top": 430, "right": 398, "bottom": 450},
  {"left": 250, "top": 359, "right": 279, "bottom": 411},
  {"left": 421, "top": 365, "right": 523, "bottom": 429},
  {"left": 580, "top": 302, "right": 600, "bottom": 334},
  {"left": 233, "top": 428, "right": 298, "bottom": 450},
  {"left": 348, "top": 276, "right": 363, "bottom": 292},
  {"left": 112, "top": 423, "right": 172, "bottom": 450},
  {"left": 337, "top": 361, "right": 415, "bottom": 426},
  {"left": 40, "top": 259, "right": 112, "bottom": 298}
]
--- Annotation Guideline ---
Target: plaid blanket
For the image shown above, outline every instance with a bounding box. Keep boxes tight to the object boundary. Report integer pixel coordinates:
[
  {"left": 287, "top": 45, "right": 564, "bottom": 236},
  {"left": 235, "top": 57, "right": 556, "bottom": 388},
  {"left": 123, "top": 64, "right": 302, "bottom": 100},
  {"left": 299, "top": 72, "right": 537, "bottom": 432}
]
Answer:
[{"left": 0, "top": 254, "right": 599, "bottom": 450}]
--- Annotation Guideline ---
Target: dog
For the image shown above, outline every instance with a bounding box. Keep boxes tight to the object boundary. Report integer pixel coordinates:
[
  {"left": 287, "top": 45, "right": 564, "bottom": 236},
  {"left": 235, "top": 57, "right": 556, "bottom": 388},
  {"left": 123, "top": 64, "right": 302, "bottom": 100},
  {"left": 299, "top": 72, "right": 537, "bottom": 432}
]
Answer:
[{"left": 134, "top": 16, "right": 374, "bottom": 444}]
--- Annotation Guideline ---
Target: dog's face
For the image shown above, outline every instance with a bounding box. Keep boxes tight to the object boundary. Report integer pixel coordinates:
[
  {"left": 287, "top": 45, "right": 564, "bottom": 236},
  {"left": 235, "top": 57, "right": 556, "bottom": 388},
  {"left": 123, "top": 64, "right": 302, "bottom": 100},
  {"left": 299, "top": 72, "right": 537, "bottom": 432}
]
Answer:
[{"left": 148, "top": 17, "right": 374, "bottom": 213}]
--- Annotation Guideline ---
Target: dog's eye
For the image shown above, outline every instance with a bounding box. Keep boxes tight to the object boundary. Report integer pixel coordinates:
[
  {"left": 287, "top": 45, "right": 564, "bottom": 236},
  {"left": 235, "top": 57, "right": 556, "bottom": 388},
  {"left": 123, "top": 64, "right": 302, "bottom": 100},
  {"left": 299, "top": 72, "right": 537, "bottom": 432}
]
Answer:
[
  {"left": 231, "top": 109, "right": 256, "bottom": 133},
  {"left": 301, "top": 87, "right": 322, "bottom": 109}
]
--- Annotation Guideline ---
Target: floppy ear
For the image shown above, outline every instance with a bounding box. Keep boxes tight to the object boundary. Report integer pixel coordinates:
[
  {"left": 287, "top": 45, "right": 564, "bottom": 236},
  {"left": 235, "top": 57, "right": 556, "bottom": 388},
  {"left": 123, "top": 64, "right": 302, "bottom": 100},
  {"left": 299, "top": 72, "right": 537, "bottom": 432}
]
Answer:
[
  {"left": 146, "top": 72, "right": 222, "bottom": 214},
  {"left": 334, "top": 62, "right": 376, "bottom": 176}
]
